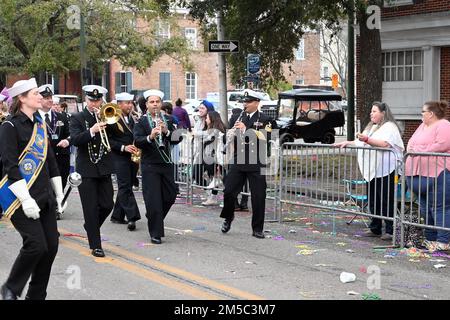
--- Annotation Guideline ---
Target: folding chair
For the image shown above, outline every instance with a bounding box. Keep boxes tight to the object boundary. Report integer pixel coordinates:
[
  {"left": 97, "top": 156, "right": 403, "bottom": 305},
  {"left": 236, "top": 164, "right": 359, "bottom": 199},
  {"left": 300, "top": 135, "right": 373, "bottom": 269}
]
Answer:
[{"left": 343, "top": 179, "right": 369, "bottom": 227}]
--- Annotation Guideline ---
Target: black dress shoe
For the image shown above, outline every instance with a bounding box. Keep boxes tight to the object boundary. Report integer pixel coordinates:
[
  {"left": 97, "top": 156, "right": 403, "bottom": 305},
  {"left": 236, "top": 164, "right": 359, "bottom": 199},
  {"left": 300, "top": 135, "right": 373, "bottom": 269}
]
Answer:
[
  {"left": 127, "top": 221, "right": 136, "bottom": 231},
  {"left": 221, "top": 219, "right": 233, "bottom": 233},
  {"left": 1, "top": 284, "right": 17, "bottom": 300},
  {"left": 56, "top": 212, "right": 62, "bottom": 220},
  {"left": 240, "top": 205, "right": 249, "bottom": 212},
  {"left": 151, "top": 237, "right": 162, "bottom": 244},
  {"left": 91, "top": 249, "right": 105, "bottom": 257},
  {"left": 252, "top": 231, "right": 265, "bottom": 239},
  {"left": 111, "top": 218, "right": 127, "bottom": 224}
]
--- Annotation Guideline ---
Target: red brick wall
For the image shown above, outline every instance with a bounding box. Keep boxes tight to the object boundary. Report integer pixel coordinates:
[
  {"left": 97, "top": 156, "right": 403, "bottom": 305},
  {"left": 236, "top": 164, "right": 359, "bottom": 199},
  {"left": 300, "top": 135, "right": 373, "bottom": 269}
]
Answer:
[
  {"left": 57, "top": 71, "right": 82, "bottom": 96},
  {"left": 6, "top": 74, "right": 28, "bottom": 87},
  {"left": 441, "top": 47, "right": 450, "bottom": 104},
  {"left": 282, "top": 33, "right": 321, "bottom": 85},
  {"left": 111, "top": 17, "right": 320, "bottom": 102},
  {"left": 382, "top": 0, "right": 450, "bottom": 18},
  {"left": 402, "top": 120, "right": 422, "bottom": 145}
]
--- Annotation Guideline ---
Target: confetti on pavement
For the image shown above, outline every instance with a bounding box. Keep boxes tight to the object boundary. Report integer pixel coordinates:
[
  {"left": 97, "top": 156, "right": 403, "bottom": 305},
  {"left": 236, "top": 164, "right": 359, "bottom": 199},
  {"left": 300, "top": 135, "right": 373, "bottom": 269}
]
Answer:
[{"left": 362, "top": 293, "right": 381, "bottom": 300}]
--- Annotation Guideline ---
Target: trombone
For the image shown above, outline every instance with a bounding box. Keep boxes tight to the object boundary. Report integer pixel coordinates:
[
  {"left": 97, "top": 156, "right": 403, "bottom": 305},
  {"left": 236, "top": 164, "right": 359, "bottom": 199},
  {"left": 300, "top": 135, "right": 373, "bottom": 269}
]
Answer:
[{"left": 95, "top": 102, "right": 122, "bottom": 152}]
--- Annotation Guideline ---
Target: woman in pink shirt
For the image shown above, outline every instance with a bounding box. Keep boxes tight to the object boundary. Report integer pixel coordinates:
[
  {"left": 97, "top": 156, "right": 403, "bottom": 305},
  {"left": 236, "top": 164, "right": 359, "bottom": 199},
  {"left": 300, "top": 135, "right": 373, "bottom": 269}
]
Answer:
[{"left": 405, "top": 101, "right": 450, "bottom": 252}]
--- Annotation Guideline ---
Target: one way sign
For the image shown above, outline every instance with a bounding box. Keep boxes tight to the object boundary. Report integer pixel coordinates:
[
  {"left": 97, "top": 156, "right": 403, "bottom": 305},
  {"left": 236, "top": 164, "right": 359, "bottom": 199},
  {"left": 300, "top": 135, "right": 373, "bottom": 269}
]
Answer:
[{"left": 208, "top": 40, "right": 239, "bottom": 53}]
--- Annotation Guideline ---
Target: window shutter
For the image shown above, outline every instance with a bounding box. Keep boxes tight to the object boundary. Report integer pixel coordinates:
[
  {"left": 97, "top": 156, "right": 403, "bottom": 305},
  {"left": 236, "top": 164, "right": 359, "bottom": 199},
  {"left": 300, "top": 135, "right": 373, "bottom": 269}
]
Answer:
[
  {"left": 115, "top": 72, "right": 121, "bottom": 94},
  {"left": 159, "top": 72, "right": 171, "bottom": 100},
  {"left": 126, "top": 72, "right": 132, "bottom": 92}
]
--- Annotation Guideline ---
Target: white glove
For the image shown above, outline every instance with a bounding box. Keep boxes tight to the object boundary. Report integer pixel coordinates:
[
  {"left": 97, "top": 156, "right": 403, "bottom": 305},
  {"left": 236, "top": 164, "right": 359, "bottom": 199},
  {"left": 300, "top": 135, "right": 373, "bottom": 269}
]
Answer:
[
  {"left": 8, "top": 179, "right": 40, "bottom": 219},
  {"left": 50, "top": 176, "right": 67, "bottom": 213}
]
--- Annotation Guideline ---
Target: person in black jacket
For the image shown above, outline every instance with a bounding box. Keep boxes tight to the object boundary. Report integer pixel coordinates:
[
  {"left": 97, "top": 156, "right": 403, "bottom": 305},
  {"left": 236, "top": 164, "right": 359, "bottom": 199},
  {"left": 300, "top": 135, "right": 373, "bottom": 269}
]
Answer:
[
  {"left": 0, "top": 78, "right": 64, "bottom": 300},
  {"left": 220, "top": 89, "right": 275, "bottom": 239},
  {"left": 107, "top": 92, "right": 141, "bottom": 230},
  {"left": 134, "top": 89, "right": 178, "bottom": 244},
  {"left": 69, "top": 85, "right": 114, "bottom": 257},
  {"left": 37, "top": 85, "right": 71, "bottom": 220}
]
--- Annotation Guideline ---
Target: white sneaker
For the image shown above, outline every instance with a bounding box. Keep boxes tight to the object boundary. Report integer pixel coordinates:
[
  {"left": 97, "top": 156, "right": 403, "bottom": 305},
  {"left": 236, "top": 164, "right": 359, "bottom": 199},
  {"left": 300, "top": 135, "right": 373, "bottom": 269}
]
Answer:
[{"left": 202, "top": 195, "right": 218, "bottom": 206}]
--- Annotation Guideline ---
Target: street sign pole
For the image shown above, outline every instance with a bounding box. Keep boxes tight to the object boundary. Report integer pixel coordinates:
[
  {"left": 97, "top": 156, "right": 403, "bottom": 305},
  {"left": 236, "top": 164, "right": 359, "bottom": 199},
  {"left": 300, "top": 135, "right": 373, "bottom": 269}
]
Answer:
[{"left": 216, "top": 11, "right": 228, "bottom": 127}]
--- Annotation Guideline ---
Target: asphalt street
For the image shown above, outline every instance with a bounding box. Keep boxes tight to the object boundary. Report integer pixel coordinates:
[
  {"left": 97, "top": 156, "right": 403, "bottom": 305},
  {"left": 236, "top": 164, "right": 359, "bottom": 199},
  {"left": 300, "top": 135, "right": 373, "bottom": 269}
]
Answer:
[{"left": 1, "top": 182, "right": 449, "bottom": 301}]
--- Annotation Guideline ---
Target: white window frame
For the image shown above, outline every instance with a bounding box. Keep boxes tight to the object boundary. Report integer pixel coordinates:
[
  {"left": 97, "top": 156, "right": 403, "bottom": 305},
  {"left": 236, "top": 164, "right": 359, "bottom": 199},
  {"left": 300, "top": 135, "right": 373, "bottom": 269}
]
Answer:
[
  {"left": 185, "top": 72, "right": 197, "bottom": 100},
  {"left": 158, "top": 20, "right": 170, "bottom": 39},
  {"left": 119, "top": 72, "right": 132, "bottom": 92},
  {"left": 323, "top": 66, "right": 329, "bottom": 78},
  {"left": 184, "top": 28, "right": 197, "bottom": 49},
  {"left": 384, "top": 0, "right": 414, "bottom": 7},
  {"left": 382, "top": 49, "right": 423, "bottom": 82},
  {"left": 295, "top": 39, "right": 305, "bottom": 60}
]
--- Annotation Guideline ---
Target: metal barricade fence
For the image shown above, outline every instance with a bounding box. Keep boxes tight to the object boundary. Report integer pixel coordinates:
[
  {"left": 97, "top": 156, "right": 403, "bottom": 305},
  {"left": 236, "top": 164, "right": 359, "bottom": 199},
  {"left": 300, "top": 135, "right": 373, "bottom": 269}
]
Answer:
[
  {"left": 172, "top": 138, "right": 450, "bottom": 248},
  {"left": 400, "top": 152, "right": 450, "bottom": 248},
  {"left": 172, "top": 132, "right": 193, "bottom": 204},
  {"left": 172, "top": 131, "right": 280, "bottom": 222},
  {"left": 277, "top": 143, "right": 400, "bottom": 244}
]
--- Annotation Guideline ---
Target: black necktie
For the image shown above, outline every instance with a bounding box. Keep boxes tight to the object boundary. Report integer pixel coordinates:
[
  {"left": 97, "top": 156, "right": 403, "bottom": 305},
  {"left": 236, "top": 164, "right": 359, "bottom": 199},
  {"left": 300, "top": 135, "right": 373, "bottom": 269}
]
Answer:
[
  {"left": 45, "top": 113, "right": 51, "bottom": 129},
  {"left": 243, "top": 113, "right": 251, "bottom": 126}
]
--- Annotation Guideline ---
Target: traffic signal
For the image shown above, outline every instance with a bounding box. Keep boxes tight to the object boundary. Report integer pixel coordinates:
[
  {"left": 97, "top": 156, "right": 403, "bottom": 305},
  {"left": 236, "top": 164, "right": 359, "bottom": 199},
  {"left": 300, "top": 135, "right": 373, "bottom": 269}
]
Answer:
[{"left": 331, "top": 74, "right": 339, "bottom": 89}]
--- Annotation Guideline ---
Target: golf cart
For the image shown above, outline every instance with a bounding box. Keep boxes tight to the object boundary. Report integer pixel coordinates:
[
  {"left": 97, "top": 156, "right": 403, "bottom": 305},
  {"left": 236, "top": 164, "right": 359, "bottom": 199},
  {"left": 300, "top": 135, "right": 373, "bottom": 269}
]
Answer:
[{"left": 274, "top": 89, "right": 345, "bottom": 144}]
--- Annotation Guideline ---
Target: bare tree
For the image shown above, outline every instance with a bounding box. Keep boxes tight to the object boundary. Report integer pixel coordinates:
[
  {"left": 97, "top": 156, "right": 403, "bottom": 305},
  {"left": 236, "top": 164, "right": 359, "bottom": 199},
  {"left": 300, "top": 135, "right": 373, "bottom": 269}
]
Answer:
[{"left": 319, "top": 25, "right": 348, "bottom": 98}]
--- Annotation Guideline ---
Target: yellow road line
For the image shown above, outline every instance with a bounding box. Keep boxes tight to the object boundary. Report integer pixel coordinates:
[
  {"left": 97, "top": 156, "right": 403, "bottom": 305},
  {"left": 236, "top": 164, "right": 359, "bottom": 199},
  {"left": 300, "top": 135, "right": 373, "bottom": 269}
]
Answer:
[
  {"left": 59, "top": 227, "right": 264, "bottom": 300},
  {"left": 60, "top": 239, "right": 222, "bottom": 300}
]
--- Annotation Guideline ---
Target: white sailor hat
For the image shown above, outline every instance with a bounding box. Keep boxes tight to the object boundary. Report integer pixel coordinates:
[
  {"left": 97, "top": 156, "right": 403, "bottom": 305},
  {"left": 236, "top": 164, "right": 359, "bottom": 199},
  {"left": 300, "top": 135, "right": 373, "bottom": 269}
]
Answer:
[
  {"left": 115, "top": 92, "right": 134, "bottom": 101},
  {"left": 52, "top": 96, "right": 60, "bottom": 104},
  {"left": 143, "top": 89, "right": 164, "bottom": 101},
  {"left": 0, "top": 94, "right": 6, "bottom": 102},
  {"left": 9, "top": 78, "right": 38, "bottom": 98},
  {"left": 241, "top": 89, "right": 267, "bottom": 102},
  {"left": 82, "top": 85, "right": 108, "bottom": 101},
  {"left": 38, "top": 84, "right": 54, "bottom": 97}
]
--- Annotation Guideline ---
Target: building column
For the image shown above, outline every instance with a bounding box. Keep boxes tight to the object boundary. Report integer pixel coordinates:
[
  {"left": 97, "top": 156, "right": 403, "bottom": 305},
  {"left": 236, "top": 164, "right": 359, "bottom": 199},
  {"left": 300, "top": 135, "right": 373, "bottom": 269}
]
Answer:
[{"left": 422, "top": 45, "right": 440, "bottom": 102}]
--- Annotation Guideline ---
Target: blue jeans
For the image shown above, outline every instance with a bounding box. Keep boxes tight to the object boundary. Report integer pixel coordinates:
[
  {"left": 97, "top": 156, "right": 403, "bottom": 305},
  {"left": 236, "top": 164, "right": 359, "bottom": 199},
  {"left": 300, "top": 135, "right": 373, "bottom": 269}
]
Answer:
[{"left": 407, "top": 170, "right": 450, "bottom": 243}]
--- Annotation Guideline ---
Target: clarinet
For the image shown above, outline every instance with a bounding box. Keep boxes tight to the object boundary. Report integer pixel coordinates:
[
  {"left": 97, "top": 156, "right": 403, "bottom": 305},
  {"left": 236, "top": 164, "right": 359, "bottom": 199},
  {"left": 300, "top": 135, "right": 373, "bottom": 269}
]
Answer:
[
  {"left": 223, "top": 108, "right": 246, "bottom": 154},
  {"left": 154, "top": 112, "right": 166, "bottom": 150}
]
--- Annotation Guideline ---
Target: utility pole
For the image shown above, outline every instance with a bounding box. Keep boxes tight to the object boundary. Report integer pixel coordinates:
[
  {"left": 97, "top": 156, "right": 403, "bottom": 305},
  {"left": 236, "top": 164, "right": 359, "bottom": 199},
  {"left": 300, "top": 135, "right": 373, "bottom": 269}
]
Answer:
[
  {"left": 217, "top": 9, "right": 228, "bottom": 127},
  {"left": 347, "top": 0, "right": 355, "bottom": 141},
  {"left": 80, "top": 1, "right": 86, "bottom": 100}
]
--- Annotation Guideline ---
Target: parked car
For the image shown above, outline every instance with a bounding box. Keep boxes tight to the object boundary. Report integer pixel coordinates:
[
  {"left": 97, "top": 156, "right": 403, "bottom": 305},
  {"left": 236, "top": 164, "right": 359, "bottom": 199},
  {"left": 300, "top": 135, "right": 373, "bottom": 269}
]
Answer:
[
  {"left": 273, "top": 89, "right": 345, "bottom": 144},
  {"left": 54, "top": 94, "right": 82, "bottom": 114}
]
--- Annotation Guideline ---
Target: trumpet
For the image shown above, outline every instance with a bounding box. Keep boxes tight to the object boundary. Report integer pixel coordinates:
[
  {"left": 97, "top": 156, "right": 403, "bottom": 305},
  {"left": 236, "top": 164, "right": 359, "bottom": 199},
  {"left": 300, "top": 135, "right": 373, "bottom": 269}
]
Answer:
[{"left": 95, "top": 103, "right": 122, "bottom": 152}]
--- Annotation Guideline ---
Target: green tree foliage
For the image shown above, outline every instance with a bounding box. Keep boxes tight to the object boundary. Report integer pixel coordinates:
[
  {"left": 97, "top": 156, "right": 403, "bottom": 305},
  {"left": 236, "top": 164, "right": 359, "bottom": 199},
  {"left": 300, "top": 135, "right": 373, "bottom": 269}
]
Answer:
[
  {"left": 178, "top": 0, "right": 382, "bottom": 127},
  {"left": 0, "top": 0, "right": 192, "bottom": 76},
  {"left": 178, "top": 0, "right": 348, "bottom": 89}
]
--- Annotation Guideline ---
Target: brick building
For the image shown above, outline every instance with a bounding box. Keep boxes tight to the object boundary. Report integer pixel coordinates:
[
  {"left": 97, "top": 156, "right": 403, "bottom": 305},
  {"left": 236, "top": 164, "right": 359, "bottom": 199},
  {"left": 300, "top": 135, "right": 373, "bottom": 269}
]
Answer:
[
  {"left": 357, "top": 0, "right": 450, "bottom": 142},
  {"left": 110, "top": 13, "right": 320, "bottom": 102},
  {"left": 4, "top": 10, "right": 320, "bottom": 103}
]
